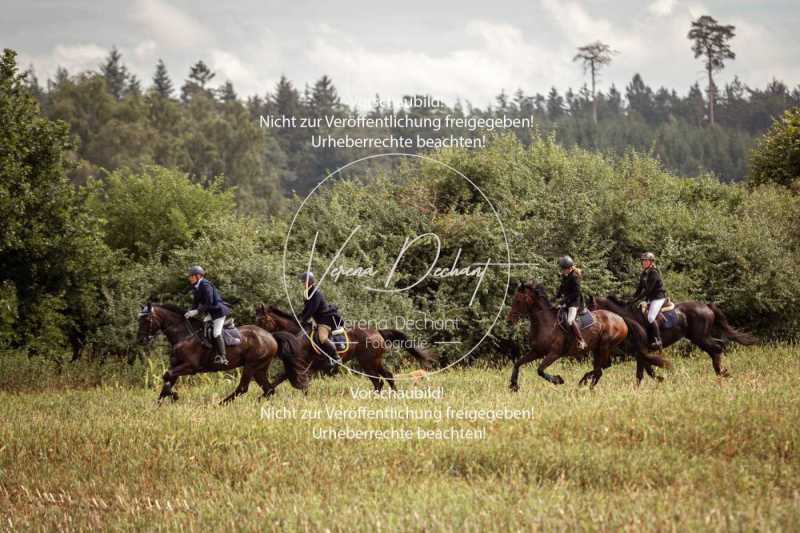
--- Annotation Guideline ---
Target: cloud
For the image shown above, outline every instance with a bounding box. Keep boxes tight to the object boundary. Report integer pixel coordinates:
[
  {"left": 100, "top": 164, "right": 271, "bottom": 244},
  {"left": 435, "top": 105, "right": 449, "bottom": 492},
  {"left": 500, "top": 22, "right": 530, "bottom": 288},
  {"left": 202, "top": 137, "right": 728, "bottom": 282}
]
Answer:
[
  {"left": 129, "top": 0, "right": 211, "bottom": 47},
  {"left": 649, "top": 0, "right": 677, "bottom": 16},
  {"left": 208, "top": 48, "right": 275, "bottom": 96},
  {"left": 303, "top": 21, "right": 573, "bottom": 107}
]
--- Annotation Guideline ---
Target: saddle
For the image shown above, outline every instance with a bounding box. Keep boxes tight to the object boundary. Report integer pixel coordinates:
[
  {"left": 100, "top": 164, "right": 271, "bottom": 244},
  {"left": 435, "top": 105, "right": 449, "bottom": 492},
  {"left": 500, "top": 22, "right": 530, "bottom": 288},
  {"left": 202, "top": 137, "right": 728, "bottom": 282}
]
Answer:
[
  {"left": 202, "top": 317, "right": 242, "bottom": 347},
  {"left": 311, "top": 326, "right": 348, "bottom": 354},
  {"left": 557, "top": 307, "right": 595, "bottom": 331},
  {"left": 638, "top": 300, "right": 679, "bottom": 329}
]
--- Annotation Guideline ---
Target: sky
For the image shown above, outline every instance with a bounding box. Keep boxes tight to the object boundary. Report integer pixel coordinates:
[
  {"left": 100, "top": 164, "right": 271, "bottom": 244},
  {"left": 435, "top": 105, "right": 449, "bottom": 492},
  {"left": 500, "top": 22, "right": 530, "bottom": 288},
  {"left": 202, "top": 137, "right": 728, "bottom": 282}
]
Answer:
[{"left": 4, "top": 0, "right": 800, "bottom": 109}]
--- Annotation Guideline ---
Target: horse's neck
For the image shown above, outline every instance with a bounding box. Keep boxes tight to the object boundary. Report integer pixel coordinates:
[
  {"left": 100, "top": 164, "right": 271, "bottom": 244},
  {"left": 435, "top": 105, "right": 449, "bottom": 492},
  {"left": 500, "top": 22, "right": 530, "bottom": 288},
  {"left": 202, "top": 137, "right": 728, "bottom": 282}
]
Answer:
[
  {"left": 280, "top": 317, "right": 301, "bottom": 334},
  {"left": 158, "top": 310, "right": 192, "bottom": 346},
  {"left": 526, "top": 302, "right": 555, "bottom": 334}
]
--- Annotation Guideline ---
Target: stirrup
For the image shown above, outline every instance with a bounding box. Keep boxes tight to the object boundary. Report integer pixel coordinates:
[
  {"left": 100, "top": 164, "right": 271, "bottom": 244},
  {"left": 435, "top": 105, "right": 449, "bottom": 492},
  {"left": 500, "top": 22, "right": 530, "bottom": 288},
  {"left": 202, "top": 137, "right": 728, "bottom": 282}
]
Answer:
[{"left": 213, "top": 354, "right": 229, "bottom": 366}]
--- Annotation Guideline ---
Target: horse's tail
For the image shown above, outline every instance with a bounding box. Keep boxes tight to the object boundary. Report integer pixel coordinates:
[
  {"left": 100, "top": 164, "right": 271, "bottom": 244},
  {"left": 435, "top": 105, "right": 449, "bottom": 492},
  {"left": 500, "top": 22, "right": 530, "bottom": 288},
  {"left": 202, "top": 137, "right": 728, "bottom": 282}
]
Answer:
[
  {"left": 273, "top": 331, "right": 310, "bottom": 391},
  {"left": 620, "top": 316, "right": 672, "bottom": 370},
  {"left": 378, "top": 329, "right": 435, "bottom": 369},
  {"left": 708, "top": 303, "right": 757, "bottom": 346}
]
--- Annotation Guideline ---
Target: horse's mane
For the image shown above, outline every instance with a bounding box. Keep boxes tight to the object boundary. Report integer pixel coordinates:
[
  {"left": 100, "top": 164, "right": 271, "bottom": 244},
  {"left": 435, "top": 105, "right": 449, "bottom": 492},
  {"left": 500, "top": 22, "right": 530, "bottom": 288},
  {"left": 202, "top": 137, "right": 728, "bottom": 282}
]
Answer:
[
  {"left": 153, "top": 303, "right": 186, "bottom": 315},
  {"left": 520, "top": 280, "right": 556, "bottom": 310},
  {"left": 605, "top": 295, "right": 627, "bottom": 306},
  {"left": 266, "top": 305, "right": 295, "bottom": 321}
]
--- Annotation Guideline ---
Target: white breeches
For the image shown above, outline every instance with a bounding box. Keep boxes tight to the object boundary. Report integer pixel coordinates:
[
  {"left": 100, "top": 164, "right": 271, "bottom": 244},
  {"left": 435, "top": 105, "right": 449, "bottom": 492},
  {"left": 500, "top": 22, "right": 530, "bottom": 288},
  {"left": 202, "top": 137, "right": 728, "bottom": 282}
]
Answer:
[
  {"left": 566, "top": 306, "right": 578, "bottom": 325},
  {"left": 212, "top": 317, "right": 225, "bottom": 337},
  {"left": 647, "top": 298, "right": 666, "bottom": 323}
]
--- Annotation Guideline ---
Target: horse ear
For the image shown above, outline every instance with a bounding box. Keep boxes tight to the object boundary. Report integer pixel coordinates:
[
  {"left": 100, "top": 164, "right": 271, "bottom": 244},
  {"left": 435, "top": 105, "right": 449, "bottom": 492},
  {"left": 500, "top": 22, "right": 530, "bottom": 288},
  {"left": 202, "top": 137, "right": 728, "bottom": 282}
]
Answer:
[
  {"left": 147, "top": 302, "right": 152, "bottom": 312},
  {"left": 256, "top": 303, "right": 264, "bottom": 312}
]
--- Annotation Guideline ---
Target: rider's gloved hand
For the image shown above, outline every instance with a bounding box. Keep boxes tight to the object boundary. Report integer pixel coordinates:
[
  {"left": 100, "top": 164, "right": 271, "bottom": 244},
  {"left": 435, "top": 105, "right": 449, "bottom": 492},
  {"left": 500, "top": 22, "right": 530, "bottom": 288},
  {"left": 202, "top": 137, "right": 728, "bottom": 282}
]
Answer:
[{"left": 184, "top": 309, "right": 199, "bottom": 319}]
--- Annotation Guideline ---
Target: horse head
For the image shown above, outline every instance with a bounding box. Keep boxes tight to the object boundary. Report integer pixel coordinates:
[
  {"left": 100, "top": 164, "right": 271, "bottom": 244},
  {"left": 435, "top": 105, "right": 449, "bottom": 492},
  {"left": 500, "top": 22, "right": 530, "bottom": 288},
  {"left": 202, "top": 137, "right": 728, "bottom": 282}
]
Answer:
[{"left": 137, "top": 302, "right": 160, "bottom": 344}]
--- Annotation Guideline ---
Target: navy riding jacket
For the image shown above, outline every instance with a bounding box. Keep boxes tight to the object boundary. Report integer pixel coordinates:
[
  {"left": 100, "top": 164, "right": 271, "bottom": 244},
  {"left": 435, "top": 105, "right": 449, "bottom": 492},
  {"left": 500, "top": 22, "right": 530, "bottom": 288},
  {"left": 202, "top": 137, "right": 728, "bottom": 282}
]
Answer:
[
  {"left": 300, "top": 286, "right": 342, "bottom": 329},
  {"left": 191, "top": 278, "right": 231, "bottom": 319}
]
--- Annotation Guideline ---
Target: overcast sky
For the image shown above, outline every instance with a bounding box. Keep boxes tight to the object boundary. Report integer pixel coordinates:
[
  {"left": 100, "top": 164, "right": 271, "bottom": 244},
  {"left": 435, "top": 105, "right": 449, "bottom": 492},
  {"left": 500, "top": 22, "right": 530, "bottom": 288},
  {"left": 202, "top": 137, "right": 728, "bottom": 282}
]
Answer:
[{"left": 5, "top": 0, "right": 799, "bottom": 108}]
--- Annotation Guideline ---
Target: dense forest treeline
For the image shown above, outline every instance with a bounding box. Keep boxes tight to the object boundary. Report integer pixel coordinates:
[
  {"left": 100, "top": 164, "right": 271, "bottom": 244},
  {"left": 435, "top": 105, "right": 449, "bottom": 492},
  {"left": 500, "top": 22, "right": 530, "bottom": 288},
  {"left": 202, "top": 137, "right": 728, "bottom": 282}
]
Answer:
[
  {"left": 21, "top": 45, "right": 800, "bottom": 202},
  {"left": 3, "top": 47, "right": 799, "bottom": 364}
]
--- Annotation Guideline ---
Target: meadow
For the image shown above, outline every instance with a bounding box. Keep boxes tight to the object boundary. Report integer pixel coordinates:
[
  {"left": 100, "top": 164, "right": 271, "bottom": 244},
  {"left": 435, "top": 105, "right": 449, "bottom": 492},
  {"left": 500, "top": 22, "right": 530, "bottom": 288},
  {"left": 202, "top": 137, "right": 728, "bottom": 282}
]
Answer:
[{"left": 0, "top": 344, "right": 798, "bottom": 531}]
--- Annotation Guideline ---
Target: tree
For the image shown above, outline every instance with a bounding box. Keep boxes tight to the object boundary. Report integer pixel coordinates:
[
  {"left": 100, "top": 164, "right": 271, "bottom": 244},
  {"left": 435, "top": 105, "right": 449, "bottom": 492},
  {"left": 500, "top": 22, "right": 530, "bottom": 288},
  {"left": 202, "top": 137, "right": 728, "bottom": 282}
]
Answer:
[
  {"left": 573, "top": 41, "right": 617, "bottom": 124},
  {"left": 688, "top": 15, "right": 736, "bottom": 126},
  {"left": 0, "top": 48, "right": 111, "bottom": 353},
  {"left": 748, "top": 106, "right": 800, "bottom": 189},
  {"left": 546, "top": 87, "right": 564, "bottom": 120},
  {"left": 626, "top": 74, "right": 655, "bottom": 123},
  {"left": 100, "top": 46, "right": 130, "bottom": 100},
  {"left": 181, "top": 60, "right": 215, "bottom": 102},
  {"left": 152, "top": 59, "right": 174, "bottom": 99},
  {"left": 216, "top": 80, "right": 237, "bottom": 103}
]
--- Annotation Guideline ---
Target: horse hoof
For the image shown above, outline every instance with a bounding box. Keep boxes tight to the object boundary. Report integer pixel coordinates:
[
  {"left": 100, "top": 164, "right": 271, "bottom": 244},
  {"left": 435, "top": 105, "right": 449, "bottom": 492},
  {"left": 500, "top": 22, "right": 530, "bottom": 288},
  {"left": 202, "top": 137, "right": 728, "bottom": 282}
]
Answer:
[
  {"left": 552, "top": 375, "right": 564, "bottom": 385},
  {"left": 170, "top": 392, "right": 179, "bottom": 401},
  {"left": 720, "top": 369, "right": 731, "bottom": 378},
  {"left": 654, "top": 375, "right": 664, "bottom": 383},
  {"left": 509, "top": 383, "right": 519, "bottom": 393}
]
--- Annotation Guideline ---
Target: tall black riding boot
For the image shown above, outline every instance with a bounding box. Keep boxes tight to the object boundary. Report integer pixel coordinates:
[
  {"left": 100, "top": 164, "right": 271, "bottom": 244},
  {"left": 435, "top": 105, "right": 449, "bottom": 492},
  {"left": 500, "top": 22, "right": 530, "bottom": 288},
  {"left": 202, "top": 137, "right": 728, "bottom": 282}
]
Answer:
[
  {"left": 571, "top": 322, "right": 587, "bottom": 350},
  {"left": 320, "top": 339, "right": 342, "bottom": 373},
  {"left": 650, "top": 320, "right": 663, "bottom": 350},
  {"left": 213, "top": 335, "right": 229, "bottom": 366}
]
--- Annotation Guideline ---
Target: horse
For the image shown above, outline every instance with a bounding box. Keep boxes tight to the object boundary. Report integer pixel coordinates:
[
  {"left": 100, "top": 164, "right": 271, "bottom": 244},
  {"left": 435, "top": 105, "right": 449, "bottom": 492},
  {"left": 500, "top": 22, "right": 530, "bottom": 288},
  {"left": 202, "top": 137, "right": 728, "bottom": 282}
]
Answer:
[
  {"left": 507, "top": 281, "right": 671, "bottom": 391},
  {"left": 137, "top": 303, "right": 293, "bottom": 404},
  {"left": 255, "top": 304, "right": 435, "bottom": 392},
  {"left": 587, "top": 295, "right": 757, "bottom": 377}
]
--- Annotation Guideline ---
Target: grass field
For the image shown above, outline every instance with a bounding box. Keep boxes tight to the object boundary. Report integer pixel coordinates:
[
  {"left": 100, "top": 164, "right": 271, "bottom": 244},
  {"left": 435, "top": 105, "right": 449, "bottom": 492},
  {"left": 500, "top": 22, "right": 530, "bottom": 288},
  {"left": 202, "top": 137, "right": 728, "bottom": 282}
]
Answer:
[{"left": 1, "top": 344, "right": 799, "bottom": 531}]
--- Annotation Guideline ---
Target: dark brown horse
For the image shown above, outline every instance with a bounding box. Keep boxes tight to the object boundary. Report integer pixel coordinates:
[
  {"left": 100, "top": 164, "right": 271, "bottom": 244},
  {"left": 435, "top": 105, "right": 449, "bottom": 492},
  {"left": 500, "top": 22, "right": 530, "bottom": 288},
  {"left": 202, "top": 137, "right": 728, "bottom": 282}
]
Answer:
[
  {"left": 587, "top": 295, "right": 756, "bottom": 377},
  {"left": 507, "top": 281, "right": 671, "bottom": 391},
  {"left": 137, "top": 303, "right": 292, "bottom": 404},
  {"left": 255, "top": 304, "right": 435, "bottom": 391}
]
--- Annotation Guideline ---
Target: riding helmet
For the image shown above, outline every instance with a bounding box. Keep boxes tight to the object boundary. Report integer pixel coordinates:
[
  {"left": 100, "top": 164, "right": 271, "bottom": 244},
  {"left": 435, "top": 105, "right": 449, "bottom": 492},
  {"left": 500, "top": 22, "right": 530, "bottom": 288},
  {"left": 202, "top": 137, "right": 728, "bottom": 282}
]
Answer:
[
  {"left": 298, "top": 271, "right": 316, "bottom": 285},
  {"left": 558, "top": 256, "right": 574, "bottom": 269},
  {"left": 640, "top": 252, "right": 656, "bottom": 262},
  {"left": 188, "top": 265, "right": 205, "bottom": 276}
]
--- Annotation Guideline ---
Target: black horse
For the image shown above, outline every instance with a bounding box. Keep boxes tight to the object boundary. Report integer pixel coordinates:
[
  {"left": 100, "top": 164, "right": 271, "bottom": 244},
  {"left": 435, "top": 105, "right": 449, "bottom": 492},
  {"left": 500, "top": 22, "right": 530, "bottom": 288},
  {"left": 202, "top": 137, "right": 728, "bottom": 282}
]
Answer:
[{"left": 587, "top": 295, "right": 756, "bottom": 377}]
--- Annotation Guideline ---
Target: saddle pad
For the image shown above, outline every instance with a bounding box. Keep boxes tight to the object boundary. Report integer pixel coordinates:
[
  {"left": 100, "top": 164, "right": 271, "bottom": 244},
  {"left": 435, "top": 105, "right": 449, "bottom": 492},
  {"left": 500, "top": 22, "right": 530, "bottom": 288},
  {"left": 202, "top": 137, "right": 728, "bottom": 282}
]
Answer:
[
  {"left": 332, "top": 332, "right": 348, "bottom": 353},
  {"left": 222, "top": 327, "right": 242, "bottom": 347},
  {"left": 558, "top": 308, "right": 595, "bottom": 330},
  {"left": 659, "top": 309, "right": 679, "bottom": 329}
]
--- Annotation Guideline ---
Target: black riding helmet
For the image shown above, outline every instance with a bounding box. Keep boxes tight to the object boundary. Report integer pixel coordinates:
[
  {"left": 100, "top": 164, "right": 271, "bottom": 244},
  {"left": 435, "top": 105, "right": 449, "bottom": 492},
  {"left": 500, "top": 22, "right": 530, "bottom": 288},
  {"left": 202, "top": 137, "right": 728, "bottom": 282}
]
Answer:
[{"left": 558, "top": 256, "right": 574, "bottom": 269}]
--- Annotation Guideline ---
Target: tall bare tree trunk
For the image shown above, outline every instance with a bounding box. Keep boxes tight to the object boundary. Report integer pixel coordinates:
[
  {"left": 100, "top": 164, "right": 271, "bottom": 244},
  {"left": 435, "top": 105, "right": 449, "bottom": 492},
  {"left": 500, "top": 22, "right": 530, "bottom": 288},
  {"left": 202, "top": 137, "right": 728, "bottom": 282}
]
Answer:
[
  {"left": 707, "top": 64, "right": 715, "bottom": 125},
  {"left": 591, "top": 62, "right": 598, "bottom": 125}
]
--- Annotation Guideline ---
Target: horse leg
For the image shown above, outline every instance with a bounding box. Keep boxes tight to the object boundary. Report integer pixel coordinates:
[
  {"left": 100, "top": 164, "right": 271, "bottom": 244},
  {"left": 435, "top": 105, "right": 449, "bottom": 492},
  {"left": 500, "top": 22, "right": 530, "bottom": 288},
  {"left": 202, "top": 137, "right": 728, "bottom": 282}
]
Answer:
[
  {"left": 369, "top": 375, "right": 383, "bottom": 392},
  {"left": 253, "top": 368, "right": 276, "bottom": 399},
  {"left": 537, "top": 351, "right": 565, "bottom": 386},
  {"left": 509, "top": 351, "right": 541, "bottom": 392},
  {"left": 578, "top": 369, "right": 595, "bottom": 387},
  {"left": 695, "top": 338, "right": 729, "bottom": 377},
  {"left": 221, "top": 366, "right": 255, "bottom": 405},
  {"left": 379, "top": 367, "right": 397, "bottom": 391},
  {"left": 589, "top": 346, "right": 611, "bottom": 390},
  {"left": 158, "top": 362, "right": 198, "bottom": 403}
]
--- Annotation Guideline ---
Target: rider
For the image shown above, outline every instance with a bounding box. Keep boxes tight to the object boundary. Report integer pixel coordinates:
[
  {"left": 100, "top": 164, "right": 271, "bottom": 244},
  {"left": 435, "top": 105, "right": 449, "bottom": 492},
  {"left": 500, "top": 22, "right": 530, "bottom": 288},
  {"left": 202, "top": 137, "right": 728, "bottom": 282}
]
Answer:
[
  {"left": 554, "top": 256, "right": 587, "bottom": 350},
  {"left": 632, "top": 252, "right": 667, "bottom": 350},
  {"left": 184, "top": 265, "right": 231, "bottom": 366},
  {"left": 298, "top": 271, "right": 343, "bottom": 371}
]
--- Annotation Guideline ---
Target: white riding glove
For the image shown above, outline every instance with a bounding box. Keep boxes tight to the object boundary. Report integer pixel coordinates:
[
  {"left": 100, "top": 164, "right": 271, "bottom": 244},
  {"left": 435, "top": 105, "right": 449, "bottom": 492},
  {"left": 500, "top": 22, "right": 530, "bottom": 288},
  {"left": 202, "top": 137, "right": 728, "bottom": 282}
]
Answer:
[{"left": 184, "top": 309, "right": 199, "bottom": 319}]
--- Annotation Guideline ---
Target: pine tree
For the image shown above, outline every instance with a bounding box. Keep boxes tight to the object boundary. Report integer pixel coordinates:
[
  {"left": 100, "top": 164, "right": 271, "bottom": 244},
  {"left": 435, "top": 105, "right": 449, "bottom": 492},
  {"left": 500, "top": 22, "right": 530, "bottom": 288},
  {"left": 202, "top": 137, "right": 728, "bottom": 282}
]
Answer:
[
  {"left": 181, "top": 60, "right": 215, "bottom": 102},
  {"left": 546, "top": 87, "right": 564, "bottom": 119},
  {"left": 100, "top": 46, "right": 129, "bottom": 100},
  {"left": 573, "top": 41, "right": 617, "bottom": 124},
  {"left": 152, "top": 59, "right": 174, "bottom": 99},
  {"left": 310, "top": 75, "right": 340, "bottom": 117},
  {"left": 217, "top": 80, "right": 237, "bottom": 103},
  {"left": 626, "top": 74, "right": 655, "bottom": 123},
  {"left": 688, "top": 15, "right": 736, "bottom": 126}
]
